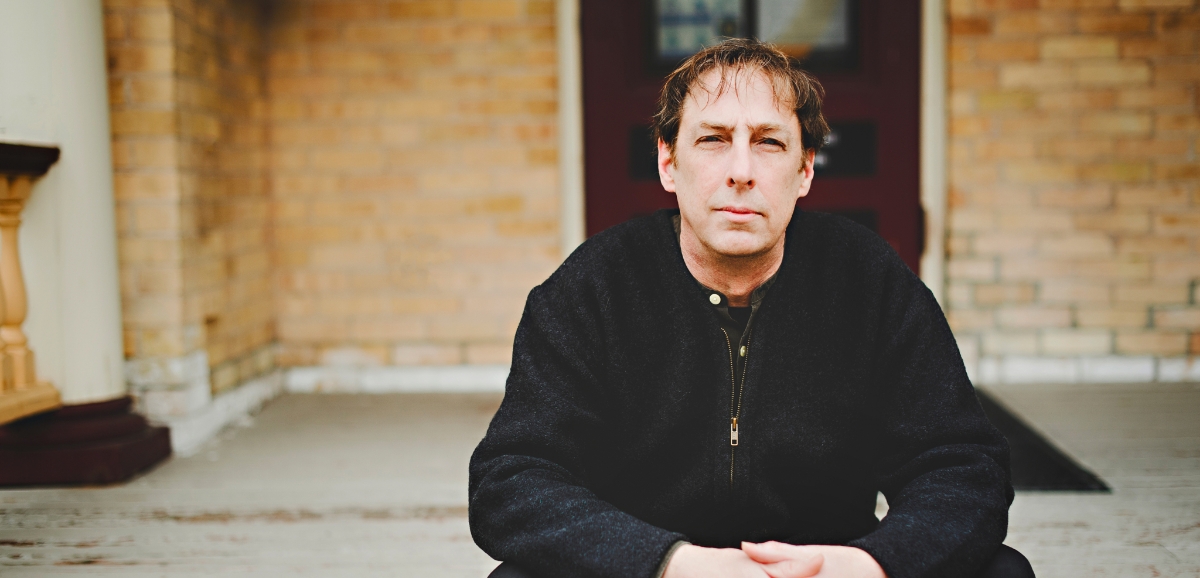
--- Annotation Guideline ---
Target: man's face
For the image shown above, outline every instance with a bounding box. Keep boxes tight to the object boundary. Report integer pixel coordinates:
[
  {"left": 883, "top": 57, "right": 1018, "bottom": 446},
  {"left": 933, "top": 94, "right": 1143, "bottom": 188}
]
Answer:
[{"left": 658, "top": 68, "right": 814, "bottom": 258}]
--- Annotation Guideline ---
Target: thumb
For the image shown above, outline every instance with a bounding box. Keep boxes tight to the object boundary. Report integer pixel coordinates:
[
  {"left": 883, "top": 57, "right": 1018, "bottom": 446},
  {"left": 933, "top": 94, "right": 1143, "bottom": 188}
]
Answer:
[
  {"left": 742, "top": 541, "right": 792, "bottom": 563},
  {"left": 761, "top": 554, "right": 824, "bottom": 578}
]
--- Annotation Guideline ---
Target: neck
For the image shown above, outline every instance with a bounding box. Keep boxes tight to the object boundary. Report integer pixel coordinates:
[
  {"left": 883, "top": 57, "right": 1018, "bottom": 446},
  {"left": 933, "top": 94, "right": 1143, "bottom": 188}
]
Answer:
[{"left": 679, "top": 226, "right": 785, "bottom": 307}]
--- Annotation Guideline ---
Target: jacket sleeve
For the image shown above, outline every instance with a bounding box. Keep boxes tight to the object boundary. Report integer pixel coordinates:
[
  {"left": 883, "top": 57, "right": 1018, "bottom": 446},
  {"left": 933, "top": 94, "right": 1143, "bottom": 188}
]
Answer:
[
  {"left": 468, "top": 283, "right": 687, "bottom": 578},
  {"left": 847, "top": 255, "right": 1013, "bottom": 578}
]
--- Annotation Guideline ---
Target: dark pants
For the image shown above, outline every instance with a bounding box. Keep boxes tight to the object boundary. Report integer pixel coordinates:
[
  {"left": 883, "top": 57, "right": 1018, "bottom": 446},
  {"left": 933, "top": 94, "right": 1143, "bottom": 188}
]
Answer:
[{"left": 488, "top": 544, "right": 1034, "bottom": 578}]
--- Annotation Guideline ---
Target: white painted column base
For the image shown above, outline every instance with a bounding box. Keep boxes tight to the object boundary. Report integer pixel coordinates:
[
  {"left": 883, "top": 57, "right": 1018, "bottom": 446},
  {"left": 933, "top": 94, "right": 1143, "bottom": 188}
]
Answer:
[
  {"left": 285, "top": 364, "right": 509, "bottom": 394},
  {"left": 974, "top": 355, "right": 1199, "bottom": 385},
  {"left": 156, "top": 370, "right": 284, "bottom": 457}
]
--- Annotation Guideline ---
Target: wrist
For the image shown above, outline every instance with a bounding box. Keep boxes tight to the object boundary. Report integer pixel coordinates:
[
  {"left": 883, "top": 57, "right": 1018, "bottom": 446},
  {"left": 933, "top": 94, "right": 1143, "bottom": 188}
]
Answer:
[{"left": 850, "top": 547, "right": 887, "bottom": 578}]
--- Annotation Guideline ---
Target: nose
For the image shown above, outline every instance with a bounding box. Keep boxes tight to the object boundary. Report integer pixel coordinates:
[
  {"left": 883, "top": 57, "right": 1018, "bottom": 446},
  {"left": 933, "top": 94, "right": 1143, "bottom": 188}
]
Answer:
[{"left": 726, "top": 137, "right": 754, "bottom": 190}]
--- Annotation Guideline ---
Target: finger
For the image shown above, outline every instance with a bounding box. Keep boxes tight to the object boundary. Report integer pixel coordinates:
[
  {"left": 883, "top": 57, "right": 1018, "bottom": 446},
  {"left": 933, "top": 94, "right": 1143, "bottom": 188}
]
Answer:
[
  {"left": 741, "top": 541, "right": 795, "bottom": 564},
  {"left": 760, "top": 554, "right": 824, "bottom": 578}
]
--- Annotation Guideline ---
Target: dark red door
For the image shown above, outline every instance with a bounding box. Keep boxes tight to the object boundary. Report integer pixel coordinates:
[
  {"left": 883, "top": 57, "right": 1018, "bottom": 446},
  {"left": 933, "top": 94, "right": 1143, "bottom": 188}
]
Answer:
[{"left": 580, "top": 0, "right": 923, "bottom": 272}]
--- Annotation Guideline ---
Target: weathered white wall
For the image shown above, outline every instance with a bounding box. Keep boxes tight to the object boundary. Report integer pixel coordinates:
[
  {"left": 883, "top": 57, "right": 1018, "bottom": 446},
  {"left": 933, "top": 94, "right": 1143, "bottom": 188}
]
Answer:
[{"left": 0, "top": 0, "right": 126, "bottom": 403}]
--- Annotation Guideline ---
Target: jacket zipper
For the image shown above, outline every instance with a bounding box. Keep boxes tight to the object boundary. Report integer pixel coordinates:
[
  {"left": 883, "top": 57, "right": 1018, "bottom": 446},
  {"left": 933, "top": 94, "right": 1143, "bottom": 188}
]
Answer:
[{"left": 722, "top": 329, "right": 751, "bottom": 489}]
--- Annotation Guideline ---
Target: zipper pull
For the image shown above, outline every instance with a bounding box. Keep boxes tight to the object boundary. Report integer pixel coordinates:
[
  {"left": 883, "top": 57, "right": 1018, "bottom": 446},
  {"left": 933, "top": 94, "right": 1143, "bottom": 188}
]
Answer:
[{"left": 730, "top": 417, "right": 739, "bottom": 446}]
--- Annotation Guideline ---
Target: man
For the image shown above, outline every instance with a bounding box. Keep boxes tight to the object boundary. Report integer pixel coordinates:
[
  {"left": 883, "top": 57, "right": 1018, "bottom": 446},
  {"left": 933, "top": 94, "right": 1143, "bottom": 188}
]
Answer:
[{"left": 470, "top": 39, "right": 1034, "bottom": 578}]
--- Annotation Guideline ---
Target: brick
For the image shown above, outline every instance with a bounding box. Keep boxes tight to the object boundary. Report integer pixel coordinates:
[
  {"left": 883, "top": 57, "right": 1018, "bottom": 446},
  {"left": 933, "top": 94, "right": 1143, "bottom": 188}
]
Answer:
[
  {"left": 1042, "top": 137, "right": 1116, "bottom": 160},
  {"left": 386, "top": 0, "right": 456, "bottom": 18},
  {"left": 948, "top": 282, "right": 973, "bottom": 308},
  {"left": 997, "top": 306, "right": 1072, "bottom": 328},
  {"left": 311, "top": 1, "right": 381, "bottom": 20},
  {"left": 1156, "top": 114, "right": 1200, "bottom": 132},
  {"left": 948, "top": 309, "right": 997, "bottom": 331},
  {"left": 950, "top": 115, "right": 992, "bottom": 136},
  {"left": 1076, "top": 62, "right": 1151, "bottom": 86},
  {"left": 1041, "top": 281, "right": 1112, "bottom": 303},
  {"left": 1077, "top": 13, "right": 1152, "bottom": 34},
  {"left": 1038, "top": 187, "right": 1114, "bottom": 209},
  {"left": 1041, "top": 329, "right": 1112, "bottom": 355},
  {"left": 111, "top": 110, "right": 177, "bottom": 136},
  {"left": 129, "top": 11, "right": 172, "bottom": 42},
  {"left": 1157, "top": 163, "right": 1200, "bottom": 181},
  {"left": 982, "top": 331, "right": 1039, "bottom": 355},
  {"left": 1079, "top": 112, "right": 1152, "bottom": 134},
  {"left": 999, "top": 63, "right": 1074, "bottom": 88},
  {"left": 1117, "top": 0, "right": 1194, "bottom": 7},
  {"left": 973, "top": 232, "right": 1038, "bottom": 257},
  {"left": 1073, "top": 258, "right": 1153, "bottom": 280},
  {"left": 976, "top": 283, "right": 1037, "bottom": 304},
  {"left": 948, "top": 258, "right": 999, "bottom": 281},
  {"left": 1037, "top": 89, "right": 1117, "bottom": 110},
  {"left": 1079, "top": 307, "right": 1151, "bottom": 328},
  {"left": 466, "top": 342, "right": 514, "bottom": 364},
  {"left": 1161, "top": 12, "right": 1200, "bottom": 31},
  {"left": 1080, "top": 162, "right": 1152, "bottom": 183},
  {"left": 998, "top": 259, "right": 1075, "bottom": 280},
  {"left": 1155, "top": 307, "right": 1200, "bottom": 329},
  {"left": 998, "top": 209, "right": 1074, "bottom": 231},
  {"left": 977, "top": 91, "right": 1037, "bottom": 111},
  {"left": 457, "top": 0, "right": 521, "bottom": 21},
  {"left": 1121, "top": 35, "right": 1196, "bottom": 58},
  {"left": 1155, "top": 63, "right": 1200, "bottom": 83},
  {"left": 1191, "top": 333, "right": 1200, "bottom": 355},
  {"left": 998, "top": 114, "right": 1075, "bottom": 135},
  {"left": 1004, "top": 162, "right": 1079, "bottom": 184},
  {"left": 1115, "top": 283, "right": 1190, "bottom": 304},
  {"left": 978, "top": 40, "right": 1040, "bottom": 61},
  {"left": 1155, "top": 211, "right": 1200, "bottom": 234},
  {"left": 978, "top": 139, "right": 1037, "bottom": 160},
  {"left": 994, "top": 13, "right": 1073, "bottom": 35},
  {"left": 1116, "top": 87, "right": 1194, "bottom": 108},
  {"left": 977, "top": 0, "right": 1038, "bottom": 8},
  {"left": 1040, "top": 0, "right": 1117, "bottom": 7},
  {"left": 1154, "top": 258, "right": 1200, "bottom": 280},
  {"left": 1116, "top": 331, "right": 1188, "bottom": 355},
  {"left": 107, "top": 45, "right": 174, "bottom": 73},
  {"left": 1119, "top": 236, "right": 1193, "bottom": 255},
  {"left": 951, "top": 17, "right": 994, "bottom": 35},
  {"left": 105, "top": 12, "right": 127, "bottom": 41},
  {"left": 1115, "top": 138, "right": 1190, "bottom": 159},
  {"left": 1040, "top": 233, "right": 1115, "bottom": 256},
  {"left": 1042, "top": 36, "right": 1118, "bottom": 59}
]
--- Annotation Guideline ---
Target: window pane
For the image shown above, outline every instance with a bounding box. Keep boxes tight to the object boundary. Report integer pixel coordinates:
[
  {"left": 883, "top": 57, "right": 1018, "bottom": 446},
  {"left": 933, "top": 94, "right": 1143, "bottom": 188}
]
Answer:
[
  {"left": 756, "top": 0, "right": 852, "bottom": 59},
  {"left": 656, "top": 0, "right": 746, "bottom": 61}
]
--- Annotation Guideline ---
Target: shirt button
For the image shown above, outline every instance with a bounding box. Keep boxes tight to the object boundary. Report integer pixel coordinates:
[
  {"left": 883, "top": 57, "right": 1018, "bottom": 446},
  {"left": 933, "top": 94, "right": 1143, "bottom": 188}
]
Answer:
[
  {"left": 709, "top": 294, "right": 721, "bottom": 305},
  {"left": 740, "top": 346, "right": 747, "bottom": 357}
]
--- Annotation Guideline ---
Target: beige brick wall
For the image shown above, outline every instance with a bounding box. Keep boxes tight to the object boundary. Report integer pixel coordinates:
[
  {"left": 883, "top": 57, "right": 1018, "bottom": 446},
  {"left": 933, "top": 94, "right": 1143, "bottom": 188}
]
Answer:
[
  {"left": 267, "top": 0, "right": 560, "bottom": 369},
  {"left": 109, "top": 0, "right": 561, "bottom": 396},
  {"left": 107, "top": 0, "right": 275, "bottom": 398},
  {"left": 946, "top": 1, "right": 1200, "bottom": 379}
]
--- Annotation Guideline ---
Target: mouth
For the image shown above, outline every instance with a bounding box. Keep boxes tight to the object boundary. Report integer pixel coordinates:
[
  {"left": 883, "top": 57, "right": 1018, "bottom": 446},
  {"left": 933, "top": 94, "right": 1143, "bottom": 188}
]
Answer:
[{"left": 717, "top": 206, "right": 760, "bottom": 223}]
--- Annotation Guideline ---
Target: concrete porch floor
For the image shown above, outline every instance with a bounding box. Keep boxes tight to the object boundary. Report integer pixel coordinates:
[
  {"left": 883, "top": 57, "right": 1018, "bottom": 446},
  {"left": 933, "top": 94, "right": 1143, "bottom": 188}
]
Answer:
[{"left": 1, "top": 383, "right": 1198, "bottom": 577}]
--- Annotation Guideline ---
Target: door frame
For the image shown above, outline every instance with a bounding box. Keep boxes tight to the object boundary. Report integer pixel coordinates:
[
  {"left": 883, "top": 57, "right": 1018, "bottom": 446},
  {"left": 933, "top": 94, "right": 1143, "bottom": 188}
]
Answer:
[{"left": 556, "top": 0, "right": 948, "bottom": 307}]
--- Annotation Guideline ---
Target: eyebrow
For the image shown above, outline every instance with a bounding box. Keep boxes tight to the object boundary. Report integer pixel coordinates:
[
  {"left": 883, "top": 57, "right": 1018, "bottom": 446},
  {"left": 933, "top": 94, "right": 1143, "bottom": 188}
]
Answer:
[{"left": 697, "top": 122, "right": 792, "bottom": 136}]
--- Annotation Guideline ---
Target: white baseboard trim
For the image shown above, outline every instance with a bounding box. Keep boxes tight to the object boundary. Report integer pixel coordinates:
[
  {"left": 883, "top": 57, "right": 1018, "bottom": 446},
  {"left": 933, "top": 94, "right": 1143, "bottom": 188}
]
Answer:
[
  {"left": 284, "top": 364, "right": 509, "bottom": 394},
  {"left": 976, "top": 355, "right": 1199, "bottom": 385},
  {"left": 156, "top": 370, "right": 285, "bottom": 457}
]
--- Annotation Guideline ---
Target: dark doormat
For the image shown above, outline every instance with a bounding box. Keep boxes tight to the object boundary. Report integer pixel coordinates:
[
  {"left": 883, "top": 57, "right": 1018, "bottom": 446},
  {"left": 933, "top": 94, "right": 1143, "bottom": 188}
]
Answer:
[{"left": 976, "top": 390, "right": 1110, "bottom": 492}]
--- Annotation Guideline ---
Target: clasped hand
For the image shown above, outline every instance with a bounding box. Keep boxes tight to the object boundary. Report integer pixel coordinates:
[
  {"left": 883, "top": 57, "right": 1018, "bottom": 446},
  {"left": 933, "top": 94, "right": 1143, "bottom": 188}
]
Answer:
[{"left": 663, "top": 542, "right": 887, "bottom": 578}]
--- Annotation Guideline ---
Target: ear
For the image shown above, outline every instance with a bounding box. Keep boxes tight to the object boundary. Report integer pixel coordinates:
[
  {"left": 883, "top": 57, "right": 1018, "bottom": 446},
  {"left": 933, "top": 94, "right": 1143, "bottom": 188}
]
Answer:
[
  {"left": 657, "top": 138, "right": 677, "bottom": 194},
  {"left": 796, "top": 150, "right": 816, "bottom": 199}
]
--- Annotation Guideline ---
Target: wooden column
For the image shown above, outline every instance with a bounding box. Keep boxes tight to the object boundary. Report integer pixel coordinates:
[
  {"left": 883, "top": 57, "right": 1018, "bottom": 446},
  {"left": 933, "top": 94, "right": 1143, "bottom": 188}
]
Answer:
[
  {"left": 0, "top": 143, "right": 171, "bottom": 486},
  {"left": 0, "top": 143, "right": 62, "bottom": 425}
]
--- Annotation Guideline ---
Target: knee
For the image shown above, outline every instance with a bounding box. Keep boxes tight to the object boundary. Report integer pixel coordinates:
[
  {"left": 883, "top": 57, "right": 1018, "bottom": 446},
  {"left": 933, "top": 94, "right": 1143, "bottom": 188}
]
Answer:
[
  {"left": 488, "top": 562, "right": 536, "bottom": 578},
  {"left": 976, "top": 544, "right": 1035, "bottom": 578}
]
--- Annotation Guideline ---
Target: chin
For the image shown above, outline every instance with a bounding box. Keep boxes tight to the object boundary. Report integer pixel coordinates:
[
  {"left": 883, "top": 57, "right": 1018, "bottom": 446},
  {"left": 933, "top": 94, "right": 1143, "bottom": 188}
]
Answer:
[{"left": 704, "top": 233, "right": 769, "bottom": 258}]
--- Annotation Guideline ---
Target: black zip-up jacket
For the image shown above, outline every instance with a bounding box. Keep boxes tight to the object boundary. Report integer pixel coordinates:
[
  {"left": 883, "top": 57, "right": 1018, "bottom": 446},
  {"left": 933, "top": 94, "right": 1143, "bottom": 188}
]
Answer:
[{"left": 469, "top": 209, "right": 1013, "bottom": 578}]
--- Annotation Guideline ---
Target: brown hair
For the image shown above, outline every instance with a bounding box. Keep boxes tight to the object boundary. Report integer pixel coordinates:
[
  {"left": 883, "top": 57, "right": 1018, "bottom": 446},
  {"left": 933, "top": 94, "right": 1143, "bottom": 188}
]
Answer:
[{"left": 652, "top": 38, "right": 829, "bottom": 162}]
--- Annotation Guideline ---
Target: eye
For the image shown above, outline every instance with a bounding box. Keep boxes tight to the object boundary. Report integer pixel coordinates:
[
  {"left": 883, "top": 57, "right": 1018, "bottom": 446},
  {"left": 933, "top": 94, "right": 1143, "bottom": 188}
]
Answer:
[
  {"left": 697, "top": 135, "right": 723, "bottom": 143},
  {"left": 759, "top": 138, "right": 785, "bottom": 148}
]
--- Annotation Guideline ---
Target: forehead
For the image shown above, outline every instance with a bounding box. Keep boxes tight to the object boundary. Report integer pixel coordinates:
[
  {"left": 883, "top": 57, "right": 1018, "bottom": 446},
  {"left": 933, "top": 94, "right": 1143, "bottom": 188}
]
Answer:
[{"left": 681, "top": 67, "right": 798, "bottom": 127}]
